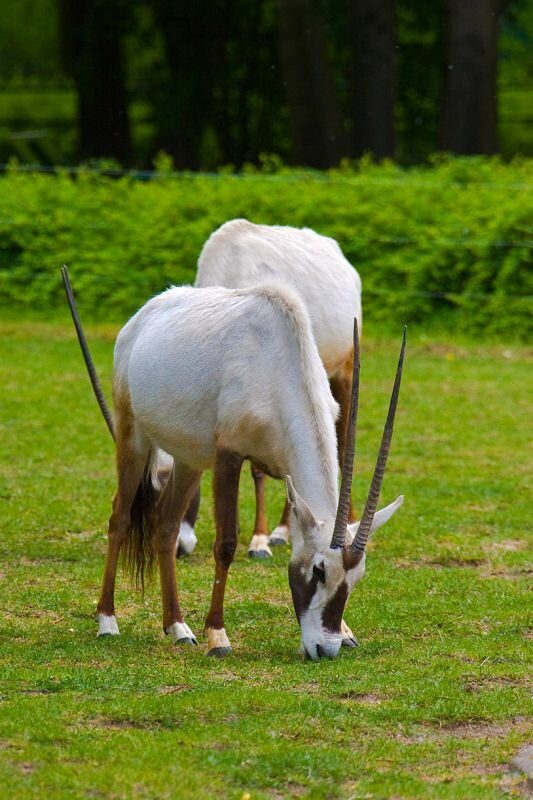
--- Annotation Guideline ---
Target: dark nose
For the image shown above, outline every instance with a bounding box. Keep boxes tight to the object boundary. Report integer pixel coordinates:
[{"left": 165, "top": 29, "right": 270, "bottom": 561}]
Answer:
[{"left": 316, "top": 644, "right": 325, "bottom": 659}]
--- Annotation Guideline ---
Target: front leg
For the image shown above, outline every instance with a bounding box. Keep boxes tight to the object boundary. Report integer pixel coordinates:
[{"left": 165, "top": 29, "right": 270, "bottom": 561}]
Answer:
[{"left": 205, "top": 448, "right": 243, "bottom": 657}]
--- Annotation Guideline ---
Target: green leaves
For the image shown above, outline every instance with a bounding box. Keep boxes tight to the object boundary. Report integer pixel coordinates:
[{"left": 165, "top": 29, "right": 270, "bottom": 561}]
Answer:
[{"left": 0, "top": 157, "right": 532, "bottom": 337}]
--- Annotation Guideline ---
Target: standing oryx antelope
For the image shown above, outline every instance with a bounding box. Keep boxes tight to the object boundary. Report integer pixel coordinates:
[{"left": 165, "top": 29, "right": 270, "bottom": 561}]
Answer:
[
  {"left": 62, "top": 268, "right": 405, "bottom": 660},
  {"left": 180, "top": 218, "right": 363, "bottom": 559}
]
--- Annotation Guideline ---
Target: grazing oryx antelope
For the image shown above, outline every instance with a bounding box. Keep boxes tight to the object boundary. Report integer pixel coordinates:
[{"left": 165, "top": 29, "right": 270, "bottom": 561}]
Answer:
[
  {"left": 62, "top": 268, "right": 405, "bottom": 660},
  {"left": 179, "top": 218, "right": 363, "bottom": 559}
]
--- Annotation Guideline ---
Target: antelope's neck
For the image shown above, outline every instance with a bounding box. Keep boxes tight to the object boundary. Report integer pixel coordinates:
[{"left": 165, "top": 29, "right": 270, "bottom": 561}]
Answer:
[{"left": 286, "top": 421, "right": 338, "bottom": 522}]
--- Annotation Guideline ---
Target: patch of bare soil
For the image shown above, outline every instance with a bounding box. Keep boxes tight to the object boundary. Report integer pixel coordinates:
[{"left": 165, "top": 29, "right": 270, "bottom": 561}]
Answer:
[
  {"left": 464, "top": 676, "right": 532, "bottom": 693},
  {"left": 156, "top": 684, "right": 191, "bottom": 695},
  {"left": 268, "top": 782, "right": 307, "bottom": 799},
  {"left": 395, "top": 717, "right": 531, "bottom": 744},
  {"left": 393, "top": 556, "right": 486, "bottom": 570},
  {"left": 427, "top": 557, "right": 485, "bottom": 569},
  {"left": 293, "top": 681, "right": 321, "bottom": 695},
  {"left": 88, "top": 717, "right": 176, "bottom": 731},
  {"left": 437, "top": 719, "right": 530, "bottom": 739},
  {"left": 338, "top": 691, "right": 382, "bottom": 705},
  {"left": 12, "top": 761, "right": 36, "bottom": 775},
  {"left": 486, "top": 539, "right": 528, "bottom": 553},
  {"left": 481, "top": 566, "right": 533, "bottom": 580},
  {"left": 0, "top": 740, "right": 19, "bottom": 751}
]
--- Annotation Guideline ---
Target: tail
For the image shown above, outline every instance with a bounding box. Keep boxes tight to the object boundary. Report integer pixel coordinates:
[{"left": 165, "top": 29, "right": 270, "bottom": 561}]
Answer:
[
  {"left": 122, "top": 454, "right": 160, "bottom": 592},
  {"left": 60, "top": 266, "right": 115, "bottom": 440}
]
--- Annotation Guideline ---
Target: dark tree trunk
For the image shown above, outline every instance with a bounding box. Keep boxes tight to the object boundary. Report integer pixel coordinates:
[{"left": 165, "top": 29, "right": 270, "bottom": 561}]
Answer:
[
  {"left": 58, "top": 0, "right": 131, "bottom": 165},
  {"left": 440, "top": 0, "right": 501, "bottom": 154},
  {"left": 278, "top": 0, "right": 345, "bottom": 168},
  {"left": 152, "top": 1, "right": 213, "bottom": 169},
  {"left": 349, "top": 0, "right": 396, "bottom": 159}
]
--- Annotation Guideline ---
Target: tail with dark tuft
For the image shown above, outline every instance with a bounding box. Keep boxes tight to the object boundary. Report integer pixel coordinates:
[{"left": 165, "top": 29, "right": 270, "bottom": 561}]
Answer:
[{"left": 122, "top": 458, "right": 159, "bottom": 592}]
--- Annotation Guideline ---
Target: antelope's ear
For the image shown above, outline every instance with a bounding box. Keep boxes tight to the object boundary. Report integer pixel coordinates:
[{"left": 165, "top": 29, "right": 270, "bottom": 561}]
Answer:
[
  {"left": 286, "top": 476, "right": 318, "bottom": 533},
  {"left": 346, "top": 495, "right": 404, "bottom": 545}
]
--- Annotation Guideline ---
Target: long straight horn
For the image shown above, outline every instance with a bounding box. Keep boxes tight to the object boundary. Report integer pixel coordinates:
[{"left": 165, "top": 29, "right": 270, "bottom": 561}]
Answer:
[
  {"left": 352, "top": 327, "right": 406, "bottom": 554},
  {"left": 330, "top": 318, "right": 360, "bottom": 549},
  {"left": 60, "top": 266, "right": 115, "bottom": 441}
]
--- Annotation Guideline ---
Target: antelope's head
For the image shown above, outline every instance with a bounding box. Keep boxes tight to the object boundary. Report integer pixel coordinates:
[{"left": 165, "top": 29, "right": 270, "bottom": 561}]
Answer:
[{"left": 287, "top": 324, "right": 406, "bottom": 661}]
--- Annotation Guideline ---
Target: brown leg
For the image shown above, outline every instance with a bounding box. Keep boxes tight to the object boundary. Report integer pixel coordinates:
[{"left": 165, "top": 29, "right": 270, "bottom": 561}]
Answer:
[
  {"left": 154, "top": 463, "right": 201, "bottom": 644},
  {"left": 270, "top": 498, "right": 292, "bottom": 546},
  {"left": 330, "top": 361, "right": 356, "bottom": 523},
  {"left": 205, "top": 448, "right": 243, "bottom": 656},
  {"left": 97, "top": 402, "right": 149, "bottom": 636},
  {"left": 247, "top": 464, "right": 272, "bottom": 558}
]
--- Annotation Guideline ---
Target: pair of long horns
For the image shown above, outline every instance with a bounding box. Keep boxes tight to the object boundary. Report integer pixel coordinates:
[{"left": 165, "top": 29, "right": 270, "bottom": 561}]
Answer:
[{"left": 330, "top": 320, "right": 406, "bottom": 552}]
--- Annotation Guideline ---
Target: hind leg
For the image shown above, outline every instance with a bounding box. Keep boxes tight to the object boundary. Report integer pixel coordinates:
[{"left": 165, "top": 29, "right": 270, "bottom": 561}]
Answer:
[
  {"left": 97, "top": 400, "right": 149, "bottom": 636},
  {"left": 155, "top": 462, "right": 201, "bottom": 645},
  {"left": 269, "top": 499, "right": 292, "bottom": 547},
  {"left": 247, "top": 465, "right": 272, "bottom": 558}
]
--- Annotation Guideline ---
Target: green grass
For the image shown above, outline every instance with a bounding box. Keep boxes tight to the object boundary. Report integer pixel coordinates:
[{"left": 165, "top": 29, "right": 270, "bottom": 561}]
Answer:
[{"left": 0, "top": 319, "right": 531, "bottom": 799}]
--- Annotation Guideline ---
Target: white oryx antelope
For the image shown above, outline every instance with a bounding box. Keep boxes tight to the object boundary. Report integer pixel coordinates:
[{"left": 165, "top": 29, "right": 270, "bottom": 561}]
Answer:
[
  {"left": 61, "top": 268, "right": 405, "bottom": 659},
  {"left": 180, "top": 218, "right": 363, "bottom": 559}
]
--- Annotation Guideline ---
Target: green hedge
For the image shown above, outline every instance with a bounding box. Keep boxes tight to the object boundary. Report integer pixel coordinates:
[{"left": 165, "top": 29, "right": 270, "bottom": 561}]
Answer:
[{"left": 0, "top": 156, "right": 532, "bottom": 336}]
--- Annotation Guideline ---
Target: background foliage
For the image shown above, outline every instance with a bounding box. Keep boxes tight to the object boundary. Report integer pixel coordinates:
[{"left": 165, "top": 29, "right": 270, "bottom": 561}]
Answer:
[
  {"left": 0, "top": 0, "right": 532, "bottom": 167},
  {"left": 0, "top": 157, "right": 531, "bottom": 337}
]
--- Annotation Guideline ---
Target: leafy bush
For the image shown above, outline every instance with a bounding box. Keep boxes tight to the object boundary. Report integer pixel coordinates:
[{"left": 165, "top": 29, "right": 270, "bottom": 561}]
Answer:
[{"left": 0, "top": 156, "right": 531, "bottom": 337}]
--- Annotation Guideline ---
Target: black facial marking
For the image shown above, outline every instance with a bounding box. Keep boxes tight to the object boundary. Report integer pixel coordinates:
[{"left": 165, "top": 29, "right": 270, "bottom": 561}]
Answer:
[
  {"left": 313, "top": 562, "right": 326, "bottom": 584},
  {"left": 322, "top": 580, "right": 348, "bottom": 634},
  {"left": 288, "top": 562, "right": 320, "bottom": 622}
]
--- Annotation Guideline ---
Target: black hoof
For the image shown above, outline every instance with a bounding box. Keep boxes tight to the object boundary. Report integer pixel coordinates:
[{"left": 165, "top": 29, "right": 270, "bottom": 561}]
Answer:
[
  {"left": 248, "top": 550, "right": 271, "bottom": 559},
  {"left": 174, "top": 637, "right": 197, "bottom": 646},
  {"left": 98, "top": 633, "right": 113, "bottom": 638},
  {"left": 207, "top": 647, "right": 232, "bottom": 658},
  {"left": 342, "top": 636, "right": 359, "bottom": 648},
  {"left": 176, "top": 546, "right": 190, "bottom": 559},
  {"left": 269, "top": 537, "right": 287, "bottom": 547}
]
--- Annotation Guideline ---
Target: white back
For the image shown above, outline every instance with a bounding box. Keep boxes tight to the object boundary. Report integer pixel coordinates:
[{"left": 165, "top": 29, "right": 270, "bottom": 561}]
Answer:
[
  {"left": 196, "top": 219, "right": 362, "bottom": 377},
  {"left": 114, "top": 285, "right": 339, "bottom": 517}
]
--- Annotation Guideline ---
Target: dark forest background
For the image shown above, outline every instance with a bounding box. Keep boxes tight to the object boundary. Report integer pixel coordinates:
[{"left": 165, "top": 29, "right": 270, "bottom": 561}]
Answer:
[{"left": 1, "top": 0, "right": 532, "bottom": 169}]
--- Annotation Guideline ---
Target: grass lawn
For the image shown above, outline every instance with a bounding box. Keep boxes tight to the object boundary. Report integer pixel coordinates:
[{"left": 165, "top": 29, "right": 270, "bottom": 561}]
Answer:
[{"left": 0, "top": 318, "right": 531, "bottom": 799}]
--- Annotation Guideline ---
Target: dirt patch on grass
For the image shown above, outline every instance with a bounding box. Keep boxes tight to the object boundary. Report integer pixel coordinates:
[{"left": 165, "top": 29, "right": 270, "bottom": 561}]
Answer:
[
  {"left": 88, "top": 717, "right": 178, "bottom": 732},
  {"left": 156, "top": 684, "right": 191, "bottom": 695},
  {"left": 485, "top": 539, "right": 528, "bottom": 553},
  {"left": 338, "top": 691, "right": 382, "bottom": 705},
  {"left": 464, "top": 676, "right": 532, "bottom": 693},
  {"left": 437, "top": 719, "right": 530, "bottom": 739},
  {"left": 293, "top": 681, "right": 321, "bottom": 695},
  {"left": 396, "top": 717, "right": 531, "bottom": 744},
  {"left": 481, "top": 566, "right": 533, "bottom": 580},
  {"left": 394, "top": 556, "right": 486, "bottom": 570},
  {"left": 427, "top": 557, "right": 486, "bottom": 569},
  {"left": 0, "top": 740, "right": 20, "bottom": 751},
  {"left": 268, "top": 782, "right": 307, "bottom": 798},
  {"left": 11, "top": 761, "right": 36, "bottom": 775}
]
